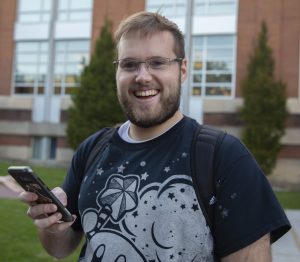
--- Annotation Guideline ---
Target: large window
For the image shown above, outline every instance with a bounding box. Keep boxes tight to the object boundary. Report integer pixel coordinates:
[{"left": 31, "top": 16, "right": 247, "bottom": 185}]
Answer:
[
  {"left": 194, "top": 0, "right": 237, "bottom": 16},
  {"left": 58, "top": 0, "right": 93, "bottom": 22},
  {"left": 54, "top": 41, "right": 90, "bottom": 95},
  {"left": 32, "top": 136, "right": 57, "bottom": 160},
  {"left": 192, "top": 35, "right": 235, "bottom": 97},
  {"left": 14, "top": 42, "right": 49, "bottom": 94},
  {"left": 17, "top": 0, "right": 52, "bottom": 23},
  {"left": 146, "top": 0, "right": 186, "bottom": 17}
]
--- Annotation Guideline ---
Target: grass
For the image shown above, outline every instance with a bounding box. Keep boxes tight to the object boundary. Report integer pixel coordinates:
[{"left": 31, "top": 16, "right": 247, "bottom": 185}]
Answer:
[
  {"left": 0, "top": 161, "right": 82, "bottom": 261},
  {"left": 0, "top": 161, "right": 299, "bottom": 260}
]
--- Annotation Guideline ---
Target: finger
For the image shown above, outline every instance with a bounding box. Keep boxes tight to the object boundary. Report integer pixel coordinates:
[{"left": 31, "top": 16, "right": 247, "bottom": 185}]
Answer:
[
  {"left": 27, "top": 203, "right": 57, "bottom": 219},
  {"left": 44, "top": 215, "right": 77, "bottom": 234},
  {"left": 51, "top": 187, "right": 67, "bottom": 206},
  {"left": 19, "top": 191, "right": 38, "bottom": 204},
  {"left": 34, "top": 212, "right": 63, "bottom": 230}
]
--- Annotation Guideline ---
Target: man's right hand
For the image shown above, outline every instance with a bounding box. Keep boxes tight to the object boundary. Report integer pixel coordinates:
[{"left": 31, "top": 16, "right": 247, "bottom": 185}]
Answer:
[{"left": 19, "top": 187, "right": 76, "bottom": 233}]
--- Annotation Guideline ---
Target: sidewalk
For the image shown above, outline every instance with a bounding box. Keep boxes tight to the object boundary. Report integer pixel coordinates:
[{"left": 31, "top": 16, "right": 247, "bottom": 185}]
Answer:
[{"left": 272, "top": 209, "right": 300, "bottom": 261}]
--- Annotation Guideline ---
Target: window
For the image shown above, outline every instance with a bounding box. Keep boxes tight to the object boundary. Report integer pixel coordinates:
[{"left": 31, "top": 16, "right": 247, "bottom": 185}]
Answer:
[
  {"left": 14, "top": 42, "right": 49, "bottom": 94},
  {"left": 194, "top": 0, "right": 237, "bottom": 16},
  {"left": 32, "top": 137, "right": 57, "bottom": 160},
  {"left": 54, "top": 40, "right": 90, "bottom": 95},
  {"left": 58, "top": 0, "right": 93, "bottom": 22},
  {"left": 146, "top": 0, "right": 186, "bottom": 17},
  {"left": 192, "top": 35, "right": 235, "bottom": 97},
  {"left": 17, "top": 0, "right": 52, "bottom": 23}
]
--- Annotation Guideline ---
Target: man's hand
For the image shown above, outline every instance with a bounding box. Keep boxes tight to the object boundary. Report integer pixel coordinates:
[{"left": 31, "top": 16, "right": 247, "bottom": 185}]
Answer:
[{"left": 20, "top": 187, "right": 76, "bottom": 233}]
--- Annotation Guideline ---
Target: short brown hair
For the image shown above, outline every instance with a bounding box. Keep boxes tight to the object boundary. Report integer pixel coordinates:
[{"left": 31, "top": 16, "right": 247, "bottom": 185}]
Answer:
[{"left": 114, "top": 11, "right": 185, "bottom": 58}]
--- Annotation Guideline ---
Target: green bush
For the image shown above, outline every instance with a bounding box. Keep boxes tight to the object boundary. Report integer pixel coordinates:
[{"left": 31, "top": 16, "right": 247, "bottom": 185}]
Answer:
[
  {"left": 240, "top": 22, "right": 287, "bottom": 175},
  {"left": 66, "top": 20, "right": 125, "bottom": 149}
]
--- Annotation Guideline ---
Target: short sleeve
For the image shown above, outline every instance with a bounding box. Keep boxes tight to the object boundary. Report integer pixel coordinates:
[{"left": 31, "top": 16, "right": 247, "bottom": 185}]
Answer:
[{"left": 213, "top": 134, "right": 291, "bottom": 258}]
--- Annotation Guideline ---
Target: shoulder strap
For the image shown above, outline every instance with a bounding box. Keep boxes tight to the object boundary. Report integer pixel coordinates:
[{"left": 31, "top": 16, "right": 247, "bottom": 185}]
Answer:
[
  {"left": 84, "top": 127, "right": 116, "bottom": 174},
  {"left": 191, "top": 124, "right": 226, "bottom": 236}
]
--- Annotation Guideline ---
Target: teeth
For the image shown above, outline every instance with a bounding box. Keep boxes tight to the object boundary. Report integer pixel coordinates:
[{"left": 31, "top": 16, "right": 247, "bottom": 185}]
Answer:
[{"left": 135, "top": 90, "right": 158, "bottom": 97}]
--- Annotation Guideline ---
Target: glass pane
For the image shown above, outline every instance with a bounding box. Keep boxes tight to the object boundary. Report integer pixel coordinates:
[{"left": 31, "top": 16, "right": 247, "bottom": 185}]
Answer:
[
  {"left": 39, "top": 54, "right": 48, "bottom": 63},
  {"left": 15, "top": 74, "right": 35, "bottom": 83},
  {"left": 17, "top": 42, "right": 39, "bottom": 52},
  {"left": 193, "top": 74, "right": 202, "bottom": 83},
  {"left": 207, "top": 49, "right": 232, "bottom": 59},
  {"left": 205, "top": 86, "right": 231, "bottom": 96},
  {"left": 38, "top": 65, "right": 47, "bottom": 74},
  {"left": 55, "top": 65, "right": 65, "bottom": 74},
  {"left": 206, "top": 74, "right": 232, "bottom": 83},
  {"left": 54, "top": 74, "right": 63, "bottom": 83},
  {"left": 194, "top": 4, "right": 205, "bottom": 15},
  {"left": 192, "top": 86, "right": 202, "bottom": 96},
  {"left": 65, "top": 74, "right": 79, "bottom": 84},
  {"left": 208, "top": 3, "right": 235, "bottom": 15},
  {"left": 54, "top": 86, "right": 62, "bottom": 94},
  {"left": 58, "top": 12, "right": 68, "bottom": 21},
  {"left": 69, "top": 11, "right": 91, "bottom": 21},
  {"left": 66, "top": 53, "right": 87, "bottom": 63},
  {"left": 40, "top": 42, "right": 49, "bottom": 52},
  {"left": 50, "top": 137, "right": 57, "bottom": 159},
  {"left": 206, "top": 61, "right": 232, "bottom": 70},
  {"left": 66, "top": 64, "right": 79, "bottom": 74},
  {"left": 59, "top": 0, "right": 69, "bottom": 10},
  {"left": 207, "top": 36, "right": 233, "bottom": 46},
  {"left": 193, "top": 61, "right": 203, "bottom": 70},
  {"left": 43, "top": 0, "right": 52, "bottom": 10},
  {"left": 67, "top": 41, "right": 89, "bottom": 51},
  {"left": 32, "top": 137, "right": 42, "bottom": 158},
  {"left": 16, "top": 64, "right": 38, "bottom": 74},
  {"left": 18, "top": 14, "right": 40, "bottom": 23},
  {"left": 42, "top": 13, "right": 51, "bottom": 22},
  {"left": 70, "top": 0, "right": 92, "bottom": 9},
  {"left": 56, "top": 42, "right": 66, "bottom": 52},
  {"left": 19, "top": 0, "right": 42, "bottom": 12},
  {"left": 56, "top": 53, "right": 66, "bottom": 63},
  {"left": 37, "top": 74, "right": 46, "bottom": 83},
  {"left": 193, "top": 36, "right": 204, "bottom": 46},
  {"left": 15, "top": 86, "right": 34, "bottom": 94},
  {"left": 37, "top": 86, "right": 44, "bottom": 94},
  {"left": 18, "top": 54, "right": 39, "bottom": 63}
]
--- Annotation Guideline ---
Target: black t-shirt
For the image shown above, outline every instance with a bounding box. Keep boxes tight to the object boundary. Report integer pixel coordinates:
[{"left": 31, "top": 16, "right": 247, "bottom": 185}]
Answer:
[{"left": 63, "top": 116, "right": 290, "bottom": 261}]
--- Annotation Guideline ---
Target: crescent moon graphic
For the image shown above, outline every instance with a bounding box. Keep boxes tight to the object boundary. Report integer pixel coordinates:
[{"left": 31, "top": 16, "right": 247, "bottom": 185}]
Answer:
[{"left": 151, "top": 222, "right": 173, "bottom": 249}]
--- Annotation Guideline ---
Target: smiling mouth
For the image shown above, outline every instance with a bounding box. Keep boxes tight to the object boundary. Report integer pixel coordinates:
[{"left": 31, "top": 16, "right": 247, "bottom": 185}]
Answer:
[{"left": 134, "top": 89, "right": 159, "bottom": 98}]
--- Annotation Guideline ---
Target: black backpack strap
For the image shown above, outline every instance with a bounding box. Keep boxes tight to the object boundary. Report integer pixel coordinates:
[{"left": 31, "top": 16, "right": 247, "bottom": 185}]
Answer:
[
  {"left": 84, "top": 127, "right": 116, "bottom": 174},
  {"left": 191, "top": 124, "right": 226, "bottom": 237}
]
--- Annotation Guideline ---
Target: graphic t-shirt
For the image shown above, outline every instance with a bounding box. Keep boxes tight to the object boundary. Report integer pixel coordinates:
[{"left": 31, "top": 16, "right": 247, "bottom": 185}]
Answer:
[{"left": 63, "top": 117, "right": 290, "bottom": 261}]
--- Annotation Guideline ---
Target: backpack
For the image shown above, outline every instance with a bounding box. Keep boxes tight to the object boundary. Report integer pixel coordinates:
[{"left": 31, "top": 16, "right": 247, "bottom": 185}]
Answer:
[{"left": 84, "top": 124, "right": 226, "bottom": 251}]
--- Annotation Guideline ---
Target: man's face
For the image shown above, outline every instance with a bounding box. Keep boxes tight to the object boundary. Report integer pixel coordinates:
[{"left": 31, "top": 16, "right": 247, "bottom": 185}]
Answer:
[{"left": 116, "top": 31, "right": 187, "bottom": 128}]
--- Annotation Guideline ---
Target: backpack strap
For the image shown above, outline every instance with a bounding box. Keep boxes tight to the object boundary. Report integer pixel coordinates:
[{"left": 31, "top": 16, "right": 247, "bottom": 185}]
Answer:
[
  {"left": 190, "top": 124, "right": 226, "bottom": 238},
  {"left": 84, "top": 127, "right": 116, "bottom": 174}
]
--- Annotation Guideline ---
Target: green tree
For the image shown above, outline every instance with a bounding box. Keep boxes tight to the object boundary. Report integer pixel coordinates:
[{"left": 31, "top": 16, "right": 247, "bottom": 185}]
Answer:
[
  {"left": 240, "top": 22, "right": 287, "bottom": 175},
  {"left": 66, "top": 21, "right": 124, "bottom": 149}
]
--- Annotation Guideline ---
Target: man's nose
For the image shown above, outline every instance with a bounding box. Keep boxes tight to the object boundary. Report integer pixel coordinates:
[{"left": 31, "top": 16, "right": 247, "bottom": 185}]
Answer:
[{"left": 135, "top": 63, "right": 152, "bottom": 83}]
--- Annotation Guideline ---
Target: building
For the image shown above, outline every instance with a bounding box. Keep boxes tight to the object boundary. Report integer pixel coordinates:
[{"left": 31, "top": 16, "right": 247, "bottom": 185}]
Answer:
[{"left": 0, "top": 0, "right": 299, "bottom": 186}]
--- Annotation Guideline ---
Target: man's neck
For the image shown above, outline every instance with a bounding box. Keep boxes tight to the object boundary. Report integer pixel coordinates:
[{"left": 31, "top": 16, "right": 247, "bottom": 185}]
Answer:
[{"left": 129, "top": 111, "right": 183, "bottom": 141}]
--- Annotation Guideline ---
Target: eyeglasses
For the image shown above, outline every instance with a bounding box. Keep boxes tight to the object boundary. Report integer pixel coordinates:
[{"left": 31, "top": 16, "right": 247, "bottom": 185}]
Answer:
[{"left": 113, "top": 57, "right": 183, "bottom": 73}]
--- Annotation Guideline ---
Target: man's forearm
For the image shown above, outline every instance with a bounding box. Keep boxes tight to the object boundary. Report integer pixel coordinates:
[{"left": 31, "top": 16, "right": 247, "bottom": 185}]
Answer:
[
  {"left": 39, "top": 227, "right": 82, "bottom": 259},
  {"left": 221, "top": 234, "right": 271, "bottom": 262}
]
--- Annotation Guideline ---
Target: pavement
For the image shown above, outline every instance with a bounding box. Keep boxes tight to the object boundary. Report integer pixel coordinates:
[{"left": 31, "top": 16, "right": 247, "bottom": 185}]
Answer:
[
  {"left": 272, "top": 209, "right": 300, "bottom": 261},
  {"left": 0, "top": 177, "right": 299, "bottom": 260}
]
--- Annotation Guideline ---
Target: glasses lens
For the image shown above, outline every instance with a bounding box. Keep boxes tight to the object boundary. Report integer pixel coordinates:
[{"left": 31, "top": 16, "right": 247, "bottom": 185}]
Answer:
[
  {"left": 148, "top": 57, "right": 169, "bottom": 70},
  {"left": 119, "top": 59, "right": 138, "bottom": 72}
]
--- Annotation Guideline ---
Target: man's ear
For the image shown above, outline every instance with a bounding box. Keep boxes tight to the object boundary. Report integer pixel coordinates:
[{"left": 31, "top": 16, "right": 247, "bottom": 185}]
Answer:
[{"left": 180, "top": 58, "right": 188, "bottom": 82}]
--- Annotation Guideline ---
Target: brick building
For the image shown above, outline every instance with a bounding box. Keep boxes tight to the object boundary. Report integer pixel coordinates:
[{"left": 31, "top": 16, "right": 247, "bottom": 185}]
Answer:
[{"left": 0, "top": 0, "right": 299, "bottom": 185}]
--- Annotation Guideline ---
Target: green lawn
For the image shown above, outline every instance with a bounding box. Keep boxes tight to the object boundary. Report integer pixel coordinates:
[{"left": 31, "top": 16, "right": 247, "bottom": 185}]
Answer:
[
  {"left": 0, "top": 161, "right": 299, "bottom": 261},
  {"left": 0, "top": 161, "right": 81, "bottom": 261}
]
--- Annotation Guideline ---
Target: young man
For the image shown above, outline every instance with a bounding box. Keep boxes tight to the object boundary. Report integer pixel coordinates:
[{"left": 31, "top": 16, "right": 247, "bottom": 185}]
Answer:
[{"left": 21, "top": 12, "right": 290, "bottom": 261}]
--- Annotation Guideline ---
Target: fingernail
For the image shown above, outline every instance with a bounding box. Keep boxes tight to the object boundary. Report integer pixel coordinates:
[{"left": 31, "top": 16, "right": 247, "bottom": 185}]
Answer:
[{"left": 56, "top": 213, "right": 62, "bottom": 220}]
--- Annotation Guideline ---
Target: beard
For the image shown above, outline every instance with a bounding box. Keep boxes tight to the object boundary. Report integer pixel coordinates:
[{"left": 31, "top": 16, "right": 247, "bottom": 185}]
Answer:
[{"left": 118, "top": 77, "right": 181, "bottom": 128}]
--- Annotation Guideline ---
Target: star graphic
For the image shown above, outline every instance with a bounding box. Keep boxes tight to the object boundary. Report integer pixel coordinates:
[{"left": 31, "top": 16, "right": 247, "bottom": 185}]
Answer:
[
  {"left": 132, "top": 211, "right": 138, "bottom": 218},
  {"left": 152, "top": 205, "right": 156, "bottom": 210},
  {"left": 221, "top": 208, "right": 229, "bottom": 218},
  {"left": 180, "top": 204, "right": 186, "bottom": 209},
  {"left": 181, "top": 152, "right": 187, "bottom": 158},
  {"left": 164, "top": 166, "right": 170, "bottom": 172},
  {"left": 96, "top": 168, "right": 104, "bottom": 176},
  {"left": 141, "top": 172, "right": 149, "bottom": 180},
  {"left": 118, "top": 165, "right": 125, "bottom": 173},
  {"left": 168, "top": 192, "right": 175, "bottom": 200},
  {"left": 192, "top": 204, "right": 199, "bottom": 211}
]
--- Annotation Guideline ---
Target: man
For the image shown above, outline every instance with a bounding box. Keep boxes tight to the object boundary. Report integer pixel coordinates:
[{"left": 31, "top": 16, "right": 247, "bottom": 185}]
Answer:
[{"left": 21, "top": 12, "right": 290, "bottom": 261}]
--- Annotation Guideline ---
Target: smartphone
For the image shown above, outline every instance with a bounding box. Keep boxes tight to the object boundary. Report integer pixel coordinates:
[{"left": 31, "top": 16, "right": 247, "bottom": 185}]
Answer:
[{"left": 7, "top": 166, "right": 73, "bottom": 222}]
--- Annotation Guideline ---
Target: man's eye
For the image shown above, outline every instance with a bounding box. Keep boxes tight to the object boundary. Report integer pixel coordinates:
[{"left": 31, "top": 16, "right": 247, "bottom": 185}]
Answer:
[
  {"left": 120, "top": 60, "right": 138, "bottom": 71},
  {"left": 149, "top": 58, "right": 168, "bottom": 69}
]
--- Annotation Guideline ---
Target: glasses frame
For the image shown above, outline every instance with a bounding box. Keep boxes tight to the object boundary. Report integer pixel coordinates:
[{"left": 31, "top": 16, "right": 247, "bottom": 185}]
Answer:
[{"left": 113, "top": 57, "right": 183, "bottom": 73}]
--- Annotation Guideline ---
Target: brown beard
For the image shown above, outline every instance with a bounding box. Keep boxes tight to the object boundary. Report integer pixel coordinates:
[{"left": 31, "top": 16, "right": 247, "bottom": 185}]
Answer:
[{"left": 118, "top": 76, "right": 181, "bottom": 128}]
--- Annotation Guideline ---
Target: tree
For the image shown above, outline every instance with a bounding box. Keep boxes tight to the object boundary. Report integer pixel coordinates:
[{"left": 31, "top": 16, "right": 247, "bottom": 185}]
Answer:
[
  {"left": 66, "top": 20, "right": 125, "bottom": 149},
  {"left": 239, "top": 22, "right": 287, "bottom": 175}
]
